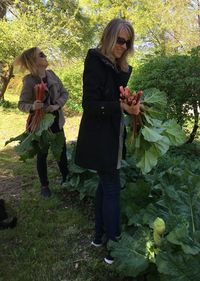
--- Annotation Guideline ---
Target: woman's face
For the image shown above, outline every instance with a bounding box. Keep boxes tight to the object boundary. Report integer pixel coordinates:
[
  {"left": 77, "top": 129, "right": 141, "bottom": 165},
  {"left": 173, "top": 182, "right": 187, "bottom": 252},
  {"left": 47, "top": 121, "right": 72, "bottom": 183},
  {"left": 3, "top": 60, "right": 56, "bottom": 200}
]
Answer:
[
  {"left": 35, "top": 48, "right": 48, "bottom": 69},
  {"left": 112, "top": 28, "right": 131, "bottom": 59}
]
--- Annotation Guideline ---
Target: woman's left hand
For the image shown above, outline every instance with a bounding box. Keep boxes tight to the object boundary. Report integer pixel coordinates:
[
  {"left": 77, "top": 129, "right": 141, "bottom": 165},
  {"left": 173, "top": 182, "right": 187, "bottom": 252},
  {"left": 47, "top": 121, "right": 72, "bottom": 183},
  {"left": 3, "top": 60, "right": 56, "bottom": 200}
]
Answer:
[
  {"left": 120, "top": 101, "right": 140, "bottom": 115},
  {"left": 45, "top": 104, "right": 60, "bottom": 112}
]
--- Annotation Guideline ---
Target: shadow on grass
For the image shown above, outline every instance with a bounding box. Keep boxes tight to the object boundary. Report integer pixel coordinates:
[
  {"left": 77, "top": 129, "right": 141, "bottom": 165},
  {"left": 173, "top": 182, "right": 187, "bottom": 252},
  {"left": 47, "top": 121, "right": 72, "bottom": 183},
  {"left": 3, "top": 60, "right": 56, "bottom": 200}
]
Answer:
[
  {"left": 0, "top": 99, "right": 18, "bottom": 110},
  {"left": 0, "top": 146, "right": 135, "bottom": 281}
]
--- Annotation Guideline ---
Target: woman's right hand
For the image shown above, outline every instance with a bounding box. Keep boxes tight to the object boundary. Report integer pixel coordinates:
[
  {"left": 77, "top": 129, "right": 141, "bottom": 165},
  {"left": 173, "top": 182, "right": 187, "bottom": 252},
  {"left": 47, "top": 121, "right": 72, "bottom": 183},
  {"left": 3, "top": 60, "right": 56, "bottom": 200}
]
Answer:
[
  {"left": 32, "top": 100, "right": 44, "bottom": 111},
  {"left": 120, "top": 100, "right": 140, "bottom": 115}
]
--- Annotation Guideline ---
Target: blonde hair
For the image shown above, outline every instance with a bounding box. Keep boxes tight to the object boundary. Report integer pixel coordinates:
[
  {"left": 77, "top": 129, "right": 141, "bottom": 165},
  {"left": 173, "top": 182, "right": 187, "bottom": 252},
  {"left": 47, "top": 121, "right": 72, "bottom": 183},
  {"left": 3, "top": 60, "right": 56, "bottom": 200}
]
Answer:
[
  {"left": 98, "top": 18, "right": 135, "bottom": 72},
  {"left": 14, "top": 47, "right": 39, "bottom": 76}
]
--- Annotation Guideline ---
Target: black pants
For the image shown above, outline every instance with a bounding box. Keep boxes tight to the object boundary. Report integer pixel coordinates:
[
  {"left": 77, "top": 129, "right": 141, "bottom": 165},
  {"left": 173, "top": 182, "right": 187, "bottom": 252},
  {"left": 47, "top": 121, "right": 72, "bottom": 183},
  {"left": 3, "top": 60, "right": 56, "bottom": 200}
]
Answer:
[
  {"left": 95, "top": 169, "right": 121, "bottom": 242},
  {"left": 36, "top": 129, "right": 69, "bottom": 186}
]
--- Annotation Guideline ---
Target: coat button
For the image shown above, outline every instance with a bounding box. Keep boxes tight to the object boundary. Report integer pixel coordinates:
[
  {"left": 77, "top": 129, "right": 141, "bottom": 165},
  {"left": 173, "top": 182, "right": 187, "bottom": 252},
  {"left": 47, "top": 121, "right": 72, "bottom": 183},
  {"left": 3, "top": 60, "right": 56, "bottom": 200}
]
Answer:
[{"left": 101, "top": 106, "right": 105, "bottom": 109}]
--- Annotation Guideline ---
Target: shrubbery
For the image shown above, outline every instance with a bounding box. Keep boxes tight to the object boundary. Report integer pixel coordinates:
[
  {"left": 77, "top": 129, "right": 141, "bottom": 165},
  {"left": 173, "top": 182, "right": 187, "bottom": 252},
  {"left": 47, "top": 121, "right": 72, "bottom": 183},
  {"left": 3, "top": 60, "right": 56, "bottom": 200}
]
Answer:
[
  {"left": 129, "top": 49, "right": 200, "bottom": 142},
  {"left": 64, "top": 142, "right": 200, "bottom": 281},
  {"left": 56, "top": 61, "right": 84, "bottom": 115}
]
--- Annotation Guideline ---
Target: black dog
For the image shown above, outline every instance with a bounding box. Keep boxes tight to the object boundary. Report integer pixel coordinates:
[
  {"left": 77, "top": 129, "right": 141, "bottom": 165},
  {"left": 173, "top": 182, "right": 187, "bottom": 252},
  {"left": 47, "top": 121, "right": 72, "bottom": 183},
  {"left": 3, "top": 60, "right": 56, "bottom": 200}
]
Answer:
[{"left": 0, "top": 199, "right": 17, "bottom": 229}]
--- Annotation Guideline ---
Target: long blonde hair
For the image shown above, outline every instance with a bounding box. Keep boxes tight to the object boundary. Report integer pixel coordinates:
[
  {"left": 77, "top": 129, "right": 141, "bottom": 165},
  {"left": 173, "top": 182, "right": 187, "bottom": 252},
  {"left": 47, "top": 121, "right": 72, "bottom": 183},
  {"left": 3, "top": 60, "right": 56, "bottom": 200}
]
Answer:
[
  {"left": 14, "top": 47, "right": 39, "bottom": 76},
  {"left": 98, "top": 18, "right": 135, "bottom": 72}
]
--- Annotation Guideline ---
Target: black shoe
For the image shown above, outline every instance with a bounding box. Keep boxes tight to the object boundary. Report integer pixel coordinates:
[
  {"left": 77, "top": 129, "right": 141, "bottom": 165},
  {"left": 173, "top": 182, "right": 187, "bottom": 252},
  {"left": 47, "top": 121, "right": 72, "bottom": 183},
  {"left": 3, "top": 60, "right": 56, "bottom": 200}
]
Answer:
[
  {"left": 104, "top": 253, "right": 114, "bottom": 264},
  {"left": 0, "top": 217, "right": 17, "bottom": 229},
  {"left": 41, "top": 186, "right": 51, "bottom": 197},
  {"left": 0, "top": 199, "right": 8, "bottom": 221}
]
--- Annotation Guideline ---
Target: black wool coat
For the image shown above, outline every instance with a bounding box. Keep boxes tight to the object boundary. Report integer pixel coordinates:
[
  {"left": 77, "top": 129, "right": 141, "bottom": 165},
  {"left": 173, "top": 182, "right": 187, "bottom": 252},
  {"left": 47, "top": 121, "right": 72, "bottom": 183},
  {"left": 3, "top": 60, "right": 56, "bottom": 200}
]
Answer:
[{"left": 75, "top": 48, "right": 132, "bottom": 171}]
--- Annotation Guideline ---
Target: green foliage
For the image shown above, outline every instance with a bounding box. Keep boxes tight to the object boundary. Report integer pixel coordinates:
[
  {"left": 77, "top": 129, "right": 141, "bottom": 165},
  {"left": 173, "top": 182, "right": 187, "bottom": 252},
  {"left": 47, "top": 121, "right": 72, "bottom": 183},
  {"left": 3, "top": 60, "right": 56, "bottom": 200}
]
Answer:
[
  {"left": 109, "top": 156, "right": 200, "bottom": 280},
  {"left": 127, "top": 88, "right": 186, "bottom": 174},
  {"left": 0, "top": 98, "right": 15, "bottom": 108},
  {"left": 109, "top": 231, "right": 151, "bottom": 277},
  {"left": 5, "top": 114, "right": 65, "bottom": 161},
  {"left": 81, "top": 0, "right": 200, "bottom": 55},
  {"left": 57, "top": 61, "right": 84, "bottom": 113},
  {"left": 156, "top": 251, "right": 200, "bottom": 281},
  {"left": 62, "top": 143, "right": 98, "bottom": 199},
  {"left": 129, "top": 54, "right": 200, "bottom": 127},
  {"left": 62, "top": 139, "right": 200, "bottom": 280}
]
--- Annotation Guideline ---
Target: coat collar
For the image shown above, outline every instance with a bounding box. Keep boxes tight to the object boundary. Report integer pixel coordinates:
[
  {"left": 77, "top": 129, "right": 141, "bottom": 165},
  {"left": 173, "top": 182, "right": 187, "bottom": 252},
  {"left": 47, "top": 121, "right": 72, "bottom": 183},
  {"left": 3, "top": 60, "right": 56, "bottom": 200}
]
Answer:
[
  {"left": 89, "top": 48, "right": 120, "bottom": 73},
  {"left": 45, "top": 70, "right": 58, "bottom": 88},
  {"left": 30, "top": 70, "right": 57, "bottom": 88}
]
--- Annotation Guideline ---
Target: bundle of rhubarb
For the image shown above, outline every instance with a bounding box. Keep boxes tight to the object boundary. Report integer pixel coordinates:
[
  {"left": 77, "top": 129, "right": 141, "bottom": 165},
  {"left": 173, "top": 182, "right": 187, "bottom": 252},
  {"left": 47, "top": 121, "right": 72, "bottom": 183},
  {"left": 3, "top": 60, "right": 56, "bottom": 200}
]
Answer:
[
  {"left": 5, "top": 82, "right": 65, "bottom": 162},
  {"left": 120, "top": 86, "right": 143, "bottom": 137},
  {"left": 27, "top": 82, "right": 46, "bottom": 132},
  {"left": 120, "top": 87, "right": 186, "bottom": 174}
]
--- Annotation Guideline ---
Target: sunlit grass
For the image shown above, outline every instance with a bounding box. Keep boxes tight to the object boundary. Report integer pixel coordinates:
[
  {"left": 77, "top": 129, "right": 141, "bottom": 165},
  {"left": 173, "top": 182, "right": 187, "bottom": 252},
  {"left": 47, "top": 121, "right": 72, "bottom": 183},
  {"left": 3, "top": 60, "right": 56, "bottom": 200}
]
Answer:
[{"left": 0, "top": 88, "right": 81, "bottom": 150}]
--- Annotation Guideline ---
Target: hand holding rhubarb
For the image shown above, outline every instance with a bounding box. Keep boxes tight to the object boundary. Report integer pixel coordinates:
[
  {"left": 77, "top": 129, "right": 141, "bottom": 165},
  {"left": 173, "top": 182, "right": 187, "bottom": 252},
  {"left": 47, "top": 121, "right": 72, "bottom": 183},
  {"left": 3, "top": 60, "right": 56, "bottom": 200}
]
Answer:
[
  {"left": 45, "top": 104, "right": 60, "bottom": 113},
  {"left": 120, "top": 86, "right": 142, "bottom": 106},
  {"left": 32, "top": 100, "right": 44, "bottom": 111},
  {"left": 121, "top": 101, "right": 140, "bottom": 115}
]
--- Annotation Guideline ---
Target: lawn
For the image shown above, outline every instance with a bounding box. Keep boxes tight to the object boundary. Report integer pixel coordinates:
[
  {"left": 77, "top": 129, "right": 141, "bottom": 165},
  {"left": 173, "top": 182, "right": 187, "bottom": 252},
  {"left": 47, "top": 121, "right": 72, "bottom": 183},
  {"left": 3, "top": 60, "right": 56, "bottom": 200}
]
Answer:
[
  {"left": 1, "top": 90, "right": 200, "bottom": 281},
  {"left": 0, "top": 92, "right": 132, "bottom": 281}
]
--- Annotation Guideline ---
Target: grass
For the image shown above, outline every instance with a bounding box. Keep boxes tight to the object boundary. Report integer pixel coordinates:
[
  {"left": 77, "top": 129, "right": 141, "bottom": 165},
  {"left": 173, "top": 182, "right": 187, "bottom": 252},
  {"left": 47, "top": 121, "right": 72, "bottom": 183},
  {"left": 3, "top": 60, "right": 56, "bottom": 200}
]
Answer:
[
  {"left": 1, "top": 88, "right": 199, "bottom": 281},
  {"left": 0, "top": 91, "right": 133, "bottom": 281}
]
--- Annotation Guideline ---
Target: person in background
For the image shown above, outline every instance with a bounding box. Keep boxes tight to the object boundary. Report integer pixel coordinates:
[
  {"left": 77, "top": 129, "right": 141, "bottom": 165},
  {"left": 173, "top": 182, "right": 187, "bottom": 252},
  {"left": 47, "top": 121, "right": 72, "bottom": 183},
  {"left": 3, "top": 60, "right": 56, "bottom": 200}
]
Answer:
[
  {"left": 15, "top": 47, "right": 69, "bottom": 197},
  {"left": 75, "top": 18, "right": 140, "bottom": 264},
  {"left": 0, "top": 199, "right": 17, "bottom": 229}
]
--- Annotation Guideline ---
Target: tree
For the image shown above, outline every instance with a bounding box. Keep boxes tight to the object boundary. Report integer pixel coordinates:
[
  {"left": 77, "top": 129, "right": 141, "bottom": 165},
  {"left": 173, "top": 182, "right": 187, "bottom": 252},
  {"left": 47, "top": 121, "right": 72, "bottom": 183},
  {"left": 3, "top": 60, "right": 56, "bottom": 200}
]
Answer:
[
  {"left": 0, "top": 0, "right": 13, "bottom": 19},
  {"left": 0, "top": 0, "right": 95, "bottom": 99},
  {"left": 80, "top": 0, "right": 200, "bottom": 55}
]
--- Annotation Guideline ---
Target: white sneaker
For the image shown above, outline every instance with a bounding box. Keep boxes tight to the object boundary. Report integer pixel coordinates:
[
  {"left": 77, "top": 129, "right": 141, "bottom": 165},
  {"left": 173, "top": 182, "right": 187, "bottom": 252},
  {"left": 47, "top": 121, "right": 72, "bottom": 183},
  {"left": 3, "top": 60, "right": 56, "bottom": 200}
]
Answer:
[
  {"left": 104, "top": 254, "right": 114, "bottom": 264},
  {"left": 91, "top": 240, "right": 102, "bottom": 247}
]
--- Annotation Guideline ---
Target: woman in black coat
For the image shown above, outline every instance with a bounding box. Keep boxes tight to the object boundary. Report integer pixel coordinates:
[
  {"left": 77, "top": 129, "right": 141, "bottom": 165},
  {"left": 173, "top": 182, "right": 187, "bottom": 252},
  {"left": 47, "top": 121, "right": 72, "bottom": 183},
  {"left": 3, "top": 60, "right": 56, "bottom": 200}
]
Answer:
[{"left": 75, "top": 18, "right": 140, "bottom": 264}]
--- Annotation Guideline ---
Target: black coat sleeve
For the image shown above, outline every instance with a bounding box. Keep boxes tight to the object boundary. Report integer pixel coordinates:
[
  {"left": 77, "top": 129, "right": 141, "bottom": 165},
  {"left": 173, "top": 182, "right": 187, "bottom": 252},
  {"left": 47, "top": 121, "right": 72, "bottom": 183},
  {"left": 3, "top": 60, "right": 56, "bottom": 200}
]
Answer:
[{"left": 82, "top": 51, "right": 121, "bottom": 117}]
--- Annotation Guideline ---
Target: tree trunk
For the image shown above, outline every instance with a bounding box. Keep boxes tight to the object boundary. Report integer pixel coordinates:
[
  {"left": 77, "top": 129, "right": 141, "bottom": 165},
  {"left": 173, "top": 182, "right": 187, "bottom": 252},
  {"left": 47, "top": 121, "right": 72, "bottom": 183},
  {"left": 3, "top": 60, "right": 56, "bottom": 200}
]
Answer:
[
  {"left": 0, "top": 0, "right": 13, "bottom": 19},
  {"left": 186, "top": 102, "right": 199, "bottom": 143},
  {"left": 0, "top": 64, "right": 14, "bottom": 100}
]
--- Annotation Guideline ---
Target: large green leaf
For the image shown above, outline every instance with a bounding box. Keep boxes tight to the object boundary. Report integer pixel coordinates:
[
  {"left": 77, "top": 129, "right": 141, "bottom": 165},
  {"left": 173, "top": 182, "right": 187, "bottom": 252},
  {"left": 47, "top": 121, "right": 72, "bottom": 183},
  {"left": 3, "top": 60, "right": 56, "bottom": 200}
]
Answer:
[
  {"left": 136, "top": 145, "right": 159, "bottom": 174},
  {"left": 128, "top": 88, "right": 186, "bottom": 174},
  {"left": 152, "top": 137, "right": 170, "bottom": 156},
  {"left": 143, "top": 88, "right": 167, "bottom": 108},
  {"left": 5, "top": 131, "right": 29, "bottom": 146},
  {"left": 167, "top": 225, "right": 200, "bottom": 255},
  {"left": 142, "top": 126, "right": 164, "bottom": 142},
  {"left": 160, "top": 169, "right": 200, "bottom": 233},
  {"left": 50, "top": 131, "right": 65, "bottom": 161},
  {"left": 109, "top": 231, "right": 150, "bottom": 277},
  {"left": 5, "top": 114, "right": 58, "bottom": 161},
  {"left": 156, "top": 251, "right": 200, "bottom": 281},
  {"left": 35, "top": 114, "right": 55, "bottom": 136},
  {"left": 162, "top": 119, "right": 186, "bottom": 145}
]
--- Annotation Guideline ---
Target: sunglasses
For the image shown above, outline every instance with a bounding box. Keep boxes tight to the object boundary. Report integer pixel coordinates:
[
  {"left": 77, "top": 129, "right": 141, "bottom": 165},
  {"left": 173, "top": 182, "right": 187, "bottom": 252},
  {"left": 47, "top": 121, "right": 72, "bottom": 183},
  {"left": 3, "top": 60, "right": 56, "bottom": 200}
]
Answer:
[
  {"left": 39, "top": 52, "right": 46, "bottom": 58},
  {"left": 116, "top": 37, "right": 131, "bottom": 48}
]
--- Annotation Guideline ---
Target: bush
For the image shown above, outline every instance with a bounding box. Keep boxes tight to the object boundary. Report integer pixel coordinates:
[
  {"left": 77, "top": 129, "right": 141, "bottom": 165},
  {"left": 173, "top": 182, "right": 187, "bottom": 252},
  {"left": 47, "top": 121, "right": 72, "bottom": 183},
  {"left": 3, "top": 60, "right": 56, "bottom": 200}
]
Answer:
[
  {"left": 56, "top": 61, "right": 84, "bottom": 114},
  {"left": 129, "top": 51, "right": 200, "bottom": 141}
]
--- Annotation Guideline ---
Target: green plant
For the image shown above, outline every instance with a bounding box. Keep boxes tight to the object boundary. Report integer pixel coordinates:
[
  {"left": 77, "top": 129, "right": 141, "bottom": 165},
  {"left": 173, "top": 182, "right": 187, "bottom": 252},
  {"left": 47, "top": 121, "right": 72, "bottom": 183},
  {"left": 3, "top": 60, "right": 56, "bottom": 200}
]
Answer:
[
  {"left": 56, "top": 61, "right": 84, "bottom": 114},
  {"left": 126, "top": 88, "right": 186, "bottom": 174},
  {"left": 129, "top": 53, "right": 200, "bottom": 143},
  {"left": 5, "top": 114, "right": 65, "bottom": 161}
]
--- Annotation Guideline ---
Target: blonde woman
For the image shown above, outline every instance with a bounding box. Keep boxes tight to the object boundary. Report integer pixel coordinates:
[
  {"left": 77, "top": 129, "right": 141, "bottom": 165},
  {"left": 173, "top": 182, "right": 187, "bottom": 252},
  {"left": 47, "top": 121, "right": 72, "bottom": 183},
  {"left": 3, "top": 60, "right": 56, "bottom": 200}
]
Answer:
[
  {"left": 15, "top": 47, "right": 69, "bottom": 197},
  {"left": 75, "top": 18, "right": 140, "bottom": 264}
]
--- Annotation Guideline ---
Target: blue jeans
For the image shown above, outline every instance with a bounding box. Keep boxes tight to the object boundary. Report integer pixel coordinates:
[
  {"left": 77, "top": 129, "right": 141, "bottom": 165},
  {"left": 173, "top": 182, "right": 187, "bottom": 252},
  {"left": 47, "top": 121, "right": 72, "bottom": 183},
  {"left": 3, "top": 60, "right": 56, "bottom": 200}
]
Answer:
[{"left": 95, "top": 169, "right": 121, "bottom": 242}]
